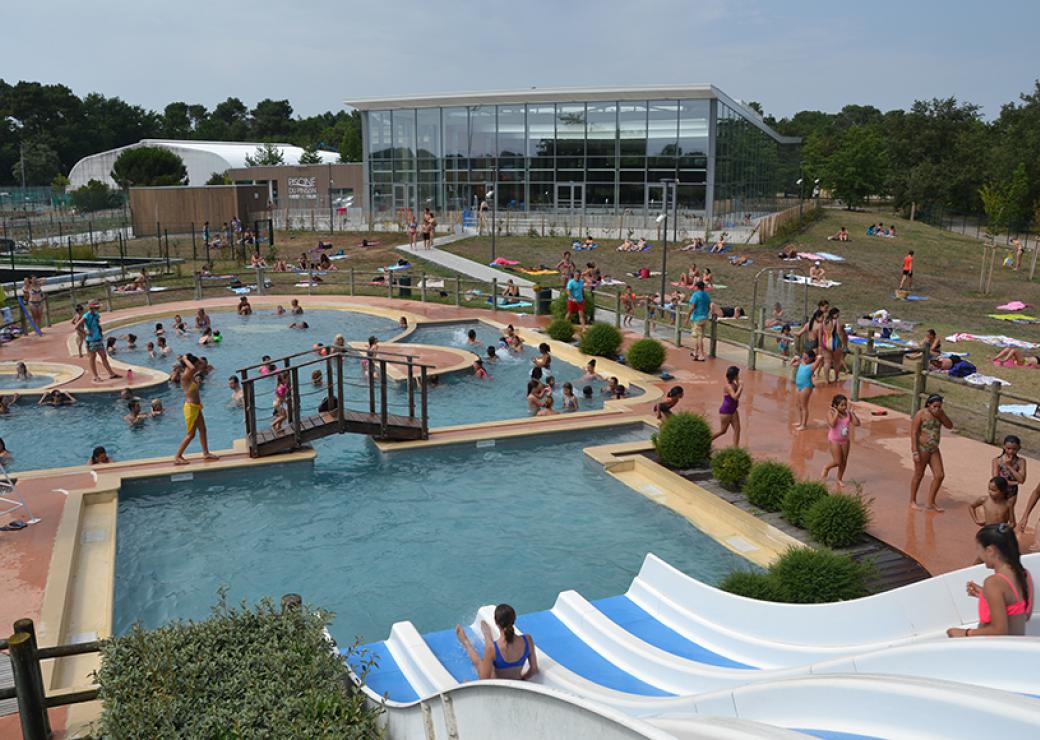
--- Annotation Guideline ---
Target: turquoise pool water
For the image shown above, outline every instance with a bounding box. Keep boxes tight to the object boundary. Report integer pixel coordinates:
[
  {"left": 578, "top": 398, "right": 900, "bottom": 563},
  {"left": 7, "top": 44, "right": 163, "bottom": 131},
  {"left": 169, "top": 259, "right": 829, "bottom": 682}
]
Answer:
[
  {"left": 0, "top": 310, "right": 626, "bottom": 471},
  {"left": 114, "top": 426, "right": 753, "bottom": 644},
  {"left": 0, "top": 374, "right": 53, "bottom": 390}
]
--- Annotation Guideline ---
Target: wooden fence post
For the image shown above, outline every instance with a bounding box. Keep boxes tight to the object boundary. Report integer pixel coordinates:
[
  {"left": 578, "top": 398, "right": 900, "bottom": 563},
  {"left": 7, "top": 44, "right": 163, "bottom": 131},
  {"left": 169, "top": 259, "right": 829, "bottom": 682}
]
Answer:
[
  {"left": 851, "top": 346, "right": 862, "bottom": 402},
  {"left": 420, "top": 272, "right": 427, "bottom": 302},
  {"left": 491, "top": 277, "right": 498, "bottom": 312},
  {"left": 709, "top": 315, "right": 718, "bottom": 358},
  {"left": 8, "top": 631, "right": 48, "bottom": 740},
  {"left": 910, "top": 353, "right": 927, "bottom": 415},
  {"left": 643, "top": 301, "right": 651, "bottom": 338},
  {"left": 106, "top": 280, "right": 114, "bottom": 310},
  {"left": 454, "top": 277, "right": 462, "bottom": 307},
  {"left": 348, "top": 268, "right": 355, "bottom": 296},
  {"left": 13, "top": 618, "right": 51, "bottom": 737},
  {"left": 614, "top": 288, "right": 621, "bottom": 329},
  {"left": 986, "top": 380, "right": 1002, "bottom": 444},
  {"left": 672, "top": 305, "right": 682, "bottom": 347},
  {"left": 747, "top": 309, "right": 758, "bottom": 371}
]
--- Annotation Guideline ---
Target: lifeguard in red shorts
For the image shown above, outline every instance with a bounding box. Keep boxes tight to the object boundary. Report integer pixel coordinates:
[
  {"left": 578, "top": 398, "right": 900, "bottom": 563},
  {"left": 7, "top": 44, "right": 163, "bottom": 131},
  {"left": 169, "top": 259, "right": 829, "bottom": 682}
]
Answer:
[{"left": 565, "top": 273, "right": 587, "bottom": 328}]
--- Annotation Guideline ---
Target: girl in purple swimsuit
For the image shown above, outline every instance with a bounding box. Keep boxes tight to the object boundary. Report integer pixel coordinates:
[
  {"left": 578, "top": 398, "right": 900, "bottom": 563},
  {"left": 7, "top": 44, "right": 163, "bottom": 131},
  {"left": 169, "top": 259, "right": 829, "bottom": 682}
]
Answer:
[{"left": 712, "top": 365, "right": 744, "bottom": 447}]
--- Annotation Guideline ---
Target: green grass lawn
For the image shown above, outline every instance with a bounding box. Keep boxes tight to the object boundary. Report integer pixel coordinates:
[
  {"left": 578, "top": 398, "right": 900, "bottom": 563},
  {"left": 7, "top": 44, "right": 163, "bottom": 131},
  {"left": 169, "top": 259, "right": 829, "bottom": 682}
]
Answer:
[{"left": 443, "top": 211, "right": 1040, "bottom": 452}]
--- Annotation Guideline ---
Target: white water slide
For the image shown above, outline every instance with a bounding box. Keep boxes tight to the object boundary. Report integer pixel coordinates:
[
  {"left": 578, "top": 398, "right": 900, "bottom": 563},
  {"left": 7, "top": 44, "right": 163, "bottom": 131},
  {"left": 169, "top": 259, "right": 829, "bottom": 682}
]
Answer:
[{"left": 346, "top": 553, "right": 1040, "bottom": 738}]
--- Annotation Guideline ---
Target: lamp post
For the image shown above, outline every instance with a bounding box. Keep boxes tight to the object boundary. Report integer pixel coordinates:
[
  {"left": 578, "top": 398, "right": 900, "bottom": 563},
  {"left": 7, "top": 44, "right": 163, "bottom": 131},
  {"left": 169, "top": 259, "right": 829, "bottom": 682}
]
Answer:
[
  {"left": 796, "top": 177, "right": 804, "bottom": 219},
  {"left": 485, "top": 182, "right": 497, "bottom": 262},
  {"left": 813, "top": 178, "right": 821, "bottom": 211},
  {"left": 658, "top": 179, "right": 676, "bottom": 302}
]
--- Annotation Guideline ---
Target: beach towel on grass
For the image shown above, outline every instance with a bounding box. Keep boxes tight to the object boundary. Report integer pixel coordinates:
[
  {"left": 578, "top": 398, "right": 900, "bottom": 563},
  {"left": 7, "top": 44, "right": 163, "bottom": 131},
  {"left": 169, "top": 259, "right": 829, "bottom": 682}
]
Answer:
[
  {"left": 960, "top": 373, "right": 1011, "bottom": 387},
  {"left": 815, "top": 252, "right": 846, "bottom": 262},
  {"left": 945, "top": 333, "right": 1040, "bottom": 349},
  {"left": 490, "top": 257, "right": 520, "bottom": 266},
  {"left": 797, "top": 252, "right": 824, "bottom": 261},
  {"left": 989, "top": 313, "right": 1040, "bottom": 323},
  {"left": 997, "top": 301, "right": 1032, "bottom": 311},
  {"left": 999, "top": 403, "right": 1039, "bottom": 418},
  {"left": 489, "top": 297, "right": 533, "bottom": 309},
  {"left": 903, "top": 295, "right": 929, "bottom": 301},
  {"left": 783, "top": 274, "right": 842, "bottom": 288},
  {"left": 728, "top": 257, "right": 754, "bottom": 266},
  {"left": 599, "top": 278, "right": 625, "bottom": 286},
  {"left": 379, "top": 264, "right": 410, "bottom": 272},
  {"left": 227, "top": 287, "right": 252, "bottom": 295}
]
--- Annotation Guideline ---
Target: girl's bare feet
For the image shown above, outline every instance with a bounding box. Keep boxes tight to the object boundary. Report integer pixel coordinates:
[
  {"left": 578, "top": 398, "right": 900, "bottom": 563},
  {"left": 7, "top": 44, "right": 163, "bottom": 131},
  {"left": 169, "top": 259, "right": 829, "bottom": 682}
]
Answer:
[
  {"left": 173, "top": 457, "right": 189, "bottom": 465},
  {"left": 835, "top": 480, "right": 845, "bottom": 490},
  {"left": 925, "top": 504, "right": 945, "bottom": 513},
  {"left": 203, "top": 453, "right": 220, "bottom": 461},
  {"left": 909, "top": 501, "right": 924, "bottom": 511},
  {"left": 794, "top": 425, "right": 806, "bottom": 431}
]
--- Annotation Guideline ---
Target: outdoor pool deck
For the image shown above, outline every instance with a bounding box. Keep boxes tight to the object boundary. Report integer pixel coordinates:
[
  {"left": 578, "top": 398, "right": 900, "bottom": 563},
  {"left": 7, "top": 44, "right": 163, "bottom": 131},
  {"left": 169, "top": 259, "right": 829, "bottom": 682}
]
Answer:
[{"left": 1, "top": 294, "right": 1036, "bottom": 737}]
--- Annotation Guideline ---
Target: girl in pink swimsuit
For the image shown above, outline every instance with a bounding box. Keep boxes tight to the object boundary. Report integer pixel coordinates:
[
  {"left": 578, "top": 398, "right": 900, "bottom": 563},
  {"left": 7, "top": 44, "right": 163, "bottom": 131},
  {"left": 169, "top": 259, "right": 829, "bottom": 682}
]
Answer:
[
  {"left": 822, "top": 394, "right": 860, "bottom": 489},
  {"left": 948, "top": 523, "right": 1034, "bottom": 637},
  {"left": 711, "top": 366, "right": 743, "bottom": 447}
]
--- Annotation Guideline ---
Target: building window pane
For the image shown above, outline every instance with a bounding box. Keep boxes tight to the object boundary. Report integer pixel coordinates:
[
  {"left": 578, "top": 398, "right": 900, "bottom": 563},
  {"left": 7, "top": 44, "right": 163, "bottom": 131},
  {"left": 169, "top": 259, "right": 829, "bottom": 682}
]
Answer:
[
  {"left": 392, "top": 109, "right": 416, "bottom": 172},
  {"left": 417, "top": 108, "right": 441, "bottom": 165},
  {"left": 469, "top": 105, "right": 496, "bottom": 160},
  {"left": 497, "top": 105, "right": 525, "bottom": 158},
  {"left": 647, "top": 100, "right": 678, "bottom": 159},
  {"left": 619, "top": 102, "right": 647, "bottom": 157},
  {"left": 678, "top": 99, "right": 709, "bottom": 169},
  {"left": 555, "top": 104, "right": 586, "bottom": 159},
  {"left": 527, "top": 104, "right": 555, "bottom": 166},
  {"left": 443, "top": 106, "right": 469, "bottom": 164},
  {"left": 369, "top": 111, "right": 392, "bottom": 161}
]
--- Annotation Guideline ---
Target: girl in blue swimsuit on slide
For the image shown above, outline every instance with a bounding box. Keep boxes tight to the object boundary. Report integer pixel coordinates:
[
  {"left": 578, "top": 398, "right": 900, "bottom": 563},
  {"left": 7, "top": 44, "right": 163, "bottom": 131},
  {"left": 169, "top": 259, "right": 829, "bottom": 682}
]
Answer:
[{"left": 455, "top": 604, "right": 539, "bottom": 680}]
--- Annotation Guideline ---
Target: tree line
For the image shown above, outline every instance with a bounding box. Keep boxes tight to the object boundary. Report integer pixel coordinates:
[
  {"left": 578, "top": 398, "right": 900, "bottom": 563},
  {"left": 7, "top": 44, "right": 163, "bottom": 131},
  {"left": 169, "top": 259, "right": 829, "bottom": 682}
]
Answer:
[
  {"left": 762, "top": 80, "right": 1040, "bottom": 232},
  {"left": 0, "top": 80, "right": 361, "bottom": 188}
]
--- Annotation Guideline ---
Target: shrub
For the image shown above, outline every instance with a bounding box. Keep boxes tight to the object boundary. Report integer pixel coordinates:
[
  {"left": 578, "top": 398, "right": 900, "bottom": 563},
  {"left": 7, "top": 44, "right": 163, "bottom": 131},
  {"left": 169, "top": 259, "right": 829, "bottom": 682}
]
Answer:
[
  {"left": 719, "top": 570, "right": 783, "bottom": 601},
  {"left": 652, "top": 412, "right": 712, "bottom": 468},
  {"left": 781, "top": 481, "right": 830, "bottom": 528},
  {"left": 770, "top": 547, "right": 872, "bottom": 603},
  {"left": 626, "top": 338, "right": 666, "bottom": 373},
  {"left": 711, "top": 447, "right": 753, "bottom": 489},
  {"left": 579, "top": 322, "right": 623, "bottom": 357},
  {"left": 94, "top": 593, "right": 381, "bottom": 737},
  {"left": 805, "top": 492, "right": 871, "bottom": 548},
  {"left": 743, "top": 460, "right": 796, "bottom": 512},
  {"left": 546, "top": 318, "right": 575, "bottom": 342},
  {"left": 550, "top": 293, "right": 596, "bottom": 321}
]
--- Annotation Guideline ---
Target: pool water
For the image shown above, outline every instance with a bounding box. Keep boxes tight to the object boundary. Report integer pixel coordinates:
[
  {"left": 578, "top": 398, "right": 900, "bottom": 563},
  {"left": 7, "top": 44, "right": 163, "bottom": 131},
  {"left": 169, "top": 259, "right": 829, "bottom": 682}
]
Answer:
[
  {"left": 0, "top": 374, "right": 54, "bottom": 390},
  {"left": 0, "top": 310, "right": 633, "bottom": 471},
  {"left": 114, "top": 426, "right": 753, "bottom": 644}
]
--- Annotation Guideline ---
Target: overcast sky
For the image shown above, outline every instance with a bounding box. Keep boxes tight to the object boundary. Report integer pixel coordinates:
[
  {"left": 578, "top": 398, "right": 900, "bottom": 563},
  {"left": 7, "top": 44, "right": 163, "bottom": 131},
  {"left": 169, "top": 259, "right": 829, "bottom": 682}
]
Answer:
[{"left": 6, "top": 0, "right": 1039, "bottom": 120}]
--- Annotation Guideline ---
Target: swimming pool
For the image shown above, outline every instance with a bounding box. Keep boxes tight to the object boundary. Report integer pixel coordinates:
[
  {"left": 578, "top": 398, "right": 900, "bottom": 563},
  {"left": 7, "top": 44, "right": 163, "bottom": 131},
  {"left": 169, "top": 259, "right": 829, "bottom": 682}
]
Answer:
[
  {"left": 0, "top": 373, "right": 54, "bottom": 390},
  {"left": 113, "top": 426, "right": 753, "bottom": 644},
  {"left": 1, "top": 310, "right": 626, "bottom": 471}
]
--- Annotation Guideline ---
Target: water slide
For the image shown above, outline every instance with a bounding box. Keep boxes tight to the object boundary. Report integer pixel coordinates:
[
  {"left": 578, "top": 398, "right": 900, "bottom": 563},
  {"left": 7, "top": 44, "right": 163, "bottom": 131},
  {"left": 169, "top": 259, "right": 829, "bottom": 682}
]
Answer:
[{"left": 348, "top": 554, "right": 1040, "bottom": 738}]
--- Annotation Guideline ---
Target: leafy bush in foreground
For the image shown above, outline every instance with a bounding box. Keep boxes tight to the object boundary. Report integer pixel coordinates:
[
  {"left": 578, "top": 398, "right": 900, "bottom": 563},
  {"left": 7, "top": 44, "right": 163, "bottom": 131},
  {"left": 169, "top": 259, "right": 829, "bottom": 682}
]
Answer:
[
  {"left": 743, "top": 460, "right": 796, "bottom": 512},
  {"left": 719, "top": 570, "right": 783, "bottom": 601},
  {"left": 94, "top": 592, "right": 381, "bottom": 738},
  {"left": 711, "top": 447, "right": 753, "bottom": 489},
  {"left": 781, "top": 481, "right": 830, "bottom": 528},
  {"left": 653, "top": 412, "right": 712, "bottom": 468},
  {"left": 770, "top": 547, "right": 873, "bottom": 603},
  {"left": 546, "top": 317, "right": 575, "bottom": 342},
  {"left": 579, "top": 322, "right": 623, "bottom": 357},
  {"left": 626, "top": 338, "right": 666, "bottom": 373},
  {"left": 805, "top": 492, "right": 872, "bottom": 548}
]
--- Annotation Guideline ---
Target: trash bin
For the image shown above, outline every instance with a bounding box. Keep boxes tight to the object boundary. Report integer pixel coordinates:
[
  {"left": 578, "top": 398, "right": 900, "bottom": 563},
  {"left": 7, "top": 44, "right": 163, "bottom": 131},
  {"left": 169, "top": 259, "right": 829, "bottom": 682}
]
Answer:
[
  {"left": 536, "top": 287, "right": 553, "bottom": 315},
  {"left": 398, "top": 274, "right": 412, "bottom": 298}
]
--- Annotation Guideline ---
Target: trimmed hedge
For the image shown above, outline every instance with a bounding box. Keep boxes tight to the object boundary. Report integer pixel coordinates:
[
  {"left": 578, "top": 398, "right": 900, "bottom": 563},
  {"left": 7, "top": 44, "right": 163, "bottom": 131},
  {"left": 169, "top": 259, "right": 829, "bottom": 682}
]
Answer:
[
  {"left": 579, "top": 322, "right": 623, "bottom": 357},
  {"left": 711, "top": 447, "right": 753, "bottom": 490},
  {"left": 550, "top": 293, "right": 595, "bottom": 321},
  {"left": 94, "top": 594, "right": 381, "bottom": 737},
  {"left": 626, "top": 338, "right": 666, "bottom": 373},
  {"left": 719, "top": 570, "right": 783, "bottom": 601},
  {"left": 770, "top": 547, "right": 873, "bottom": 603},
  {"left": 743, "top": 460, "right": 796, "bottom": 512},
  {"left": 546, "top": 318, "right": 575, "bottom": 342},
  {"left": 781, "top": 481, "right": 830, "bottom": 528},
  {"left": 653, "top": 412, "right": 712, "bottom": 469},
  {"left": 805, "top": 493, "right": 871, "bottom": 548}
]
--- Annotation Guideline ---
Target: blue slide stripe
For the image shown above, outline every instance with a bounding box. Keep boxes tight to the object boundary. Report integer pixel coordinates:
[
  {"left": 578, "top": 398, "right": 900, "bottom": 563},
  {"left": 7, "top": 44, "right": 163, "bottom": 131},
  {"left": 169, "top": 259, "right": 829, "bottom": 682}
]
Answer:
[
  {"left": 423, "top": 627, "right": 479, "bottom": 684},
  {"left": 592, "top": 595, "right": 754, "bottom": 669},
  {"left": 792, "top": 730, "right": 883, "bottom": 740},
  {"left": 516, "top": 610, "right": 673, "bottom": 696},
  {"left": 344, "top": 641, "right": 419, "bottom": 703}
]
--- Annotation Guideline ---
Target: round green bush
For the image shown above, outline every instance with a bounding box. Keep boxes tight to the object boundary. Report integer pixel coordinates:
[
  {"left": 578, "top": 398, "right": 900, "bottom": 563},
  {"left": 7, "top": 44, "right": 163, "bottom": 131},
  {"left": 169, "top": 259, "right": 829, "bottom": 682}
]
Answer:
[
  {"left": 770, "top": 547, "right": 872, "bottom": 603},
  {"left": 805, "top": 493, "right": 871, "bottom": 548},
  {"left": 711, "top": 447, "right": 753, "bottom": 489},
  {"left": 719, "top": 570, "right": 783, "bottom": 602},
  {"left": 626, "top": 338, "right": 666, "bottom": 373},
  {"left": 546, "top": 318, "right": 575, "bottom": 342},
  {"left": 579, "top": 322, "right": 623, "bottom": 357},
  {"left": 743, "top": 460, "right": 796, "bottom": 512},
  {"left": 652, "top": 412, "right": 712, "bottom": 469},
  {"left": 550, "top": 293, "right": 595, "bottom": 321},
  {"left": 781, "top": 481, "right": 830, "bottom": 528}
]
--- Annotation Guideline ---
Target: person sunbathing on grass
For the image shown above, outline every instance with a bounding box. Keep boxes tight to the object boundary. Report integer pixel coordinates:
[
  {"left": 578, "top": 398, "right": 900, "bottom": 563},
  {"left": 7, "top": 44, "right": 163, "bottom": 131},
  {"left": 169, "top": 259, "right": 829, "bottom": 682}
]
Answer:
[
  {"left": 809, "top": 261, "right": 827, "bottom": 283},
  {"left": 993, "top": 347, "right": 1040, "bottom": 368},
  {"left": 709, "top": 236, "right": 727, "bottom": 254},
  {"left": 617, "top": 238, "right": 635, "bottom": 252}
]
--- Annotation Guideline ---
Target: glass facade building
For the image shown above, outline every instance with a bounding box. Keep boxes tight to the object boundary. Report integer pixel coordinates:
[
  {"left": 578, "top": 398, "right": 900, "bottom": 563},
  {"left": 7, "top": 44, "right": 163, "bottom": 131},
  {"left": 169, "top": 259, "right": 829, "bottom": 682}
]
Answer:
[{"left": 350, "top": 86, "right": 800, "bottom": 228}]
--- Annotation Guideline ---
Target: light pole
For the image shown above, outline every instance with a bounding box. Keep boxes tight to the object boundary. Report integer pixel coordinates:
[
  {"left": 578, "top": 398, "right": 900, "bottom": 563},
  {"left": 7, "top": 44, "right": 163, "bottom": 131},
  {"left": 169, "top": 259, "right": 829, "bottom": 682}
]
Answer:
[
  {"left": 658, "top": 179, "right": 676, "bottom": 301},
  {"left": 813, "top": 178, "right": 821, "bottom": 211},
  {"left": 485, "top": 181, "right": 497, "bottom": 262},
  {"left": 796, "top": 177, "right": 804, "bottom": 219}
]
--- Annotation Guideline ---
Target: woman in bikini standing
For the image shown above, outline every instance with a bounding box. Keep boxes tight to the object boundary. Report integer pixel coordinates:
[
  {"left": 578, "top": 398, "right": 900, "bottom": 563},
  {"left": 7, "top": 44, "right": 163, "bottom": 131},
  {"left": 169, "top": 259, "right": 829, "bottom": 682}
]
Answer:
[
  {"left": 26, "top": 276, "right": 44, "bottom": 331},
  {"left": 173, "top": 353, "right": 219, "bottom": 465},
  {"left": 817, "top": 307, "right": 848, "bottom": 384},
  {"left": 455, "top": 604, "right": 539, "bottom": 681},
  {"left": 909, "top": 393, "right": 954, "bottom": 512}
]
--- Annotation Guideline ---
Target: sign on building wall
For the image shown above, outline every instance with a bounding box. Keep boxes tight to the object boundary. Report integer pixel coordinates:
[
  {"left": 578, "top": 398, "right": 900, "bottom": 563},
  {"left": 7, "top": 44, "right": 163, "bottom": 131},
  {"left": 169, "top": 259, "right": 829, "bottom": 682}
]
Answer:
[{"left": 287, "top": 176, "right": 318, "bottom": 200}]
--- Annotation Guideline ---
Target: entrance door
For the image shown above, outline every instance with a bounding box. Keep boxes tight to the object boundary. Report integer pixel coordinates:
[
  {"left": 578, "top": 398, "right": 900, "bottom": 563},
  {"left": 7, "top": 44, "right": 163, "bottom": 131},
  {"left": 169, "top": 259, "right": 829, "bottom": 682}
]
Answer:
[{"left": 554, "top": 182, "right": 585, "bottom": 213}]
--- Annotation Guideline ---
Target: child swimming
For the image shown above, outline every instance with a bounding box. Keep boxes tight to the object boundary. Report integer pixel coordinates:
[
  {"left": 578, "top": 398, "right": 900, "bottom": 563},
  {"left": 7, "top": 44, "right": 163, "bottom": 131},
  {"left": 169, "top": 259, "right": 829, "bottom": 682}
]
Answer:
[
  {"left": 124, "top": 399, "right": 147, "bottom": 426},
  {"left": 473, "top": 358, "right": 489, "bottom": 379},
  {"left": 562, "top": 382, "right": 578, "bottom": 412},
  {"left": 150, "top": 398, "right": 164, "bottom": 416},
  {"left": 466, "top": 328, "right": 480, "bottom": 345}
]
